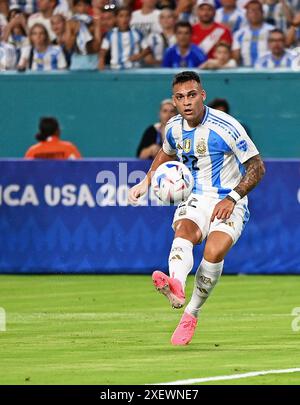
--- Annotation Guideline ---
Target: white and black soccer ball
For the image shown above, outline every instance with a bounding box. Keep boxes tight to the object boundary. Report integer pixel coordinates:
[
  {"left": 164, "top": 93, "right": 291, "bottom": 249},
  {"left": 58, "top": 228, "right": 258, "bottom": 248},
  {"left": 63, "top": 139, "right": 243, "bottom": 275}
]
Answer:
[{"left": 152, "top": 161, "right": 194, "bottom": 205}]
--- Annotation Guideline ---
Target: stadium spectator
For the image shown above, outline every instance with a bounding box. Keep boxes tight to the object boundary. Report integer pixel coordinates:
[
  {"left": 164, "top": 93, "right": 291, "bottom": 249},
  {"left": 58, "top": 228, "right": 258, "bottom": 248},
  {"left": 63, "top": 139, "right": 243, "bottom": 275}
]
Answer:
[
  {"left": 208, "top": 97, "right": 230, "bottom": 113},
  {"left": 0, "top": 6, "right": 7, "bottom": 33},
  {"left": 286, "top": 11, "right": 300, "bottom": 48},
  {"left": 17, "top": 23, "right": 67, "bottom": 70},
  {"left": 99, "top": 7, "right": 147, "bottom": 70},
  {"left": 2, "top": 7, "right": 29, "bottom": 61},
  {"left": 0, "top": 39, "right": 17, "bottom": 69},
  {"left": 199, "top": 42, "right": 237, "bottom": 68},
  {"left": 215, "top": 0, "right": 246, "bottom": 33},
  {"left": 8, "top": 0, "right": 38, "bottom": 15},
  {"left": 51, "top": 14, "right": 71, "bottom": 66},
  {"left": 255, "top": 28, "right": 295, "bottom": 67},
  {"left": 28, "top": 0, "right": 60, "bottom": 41},
  {"left": 262, "top": 0, "right": 293, "bottom": 32},
  {"left": 64, "top": 0, "right": 102, "bottom": 70},
  {"left": 100, "top": 3, "right": 116, "bottom": 34},
  {"left": 25, "top": 117, "right": 82, "bottom": 159},
  {"left": 232, "top": 0, "right": 274, "bottom": 66},
  {"left": 142, "top": 7, "right": 176, "bottom": 66},
  {"left": 130, "top": 0, "right": 161, "bottom": 37},
  {"left": 192, "top": 0, "right": 232, "bottom": 59},
  {"left": 136, "top": 98, "right": 177, "bottom": 159},
  {"left": 157, "top": 0, "right": 176, "bottom": 9},
  {"left": 175, "top": 0, "right": 198, "bottom": 25},
  {"left": 0, "top": 0, "right": 8, "bottom": 17},
  {"left": 162, "top": 21, "right": 207, "bottom": 67}
]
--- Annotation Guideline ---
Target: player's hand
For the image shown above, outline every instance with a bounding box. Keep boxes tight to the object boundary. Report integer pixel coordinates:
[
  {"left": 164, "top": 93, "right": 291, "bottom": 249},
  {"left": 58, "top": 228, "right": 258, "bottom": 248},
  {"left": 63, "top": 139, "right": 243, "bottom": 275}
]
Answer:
[
  {"left": 210, "top": 198, "right": 235, "bottom": 222},
  {"left": 128, "top": 180, "right": 149, "bottom": 206}
]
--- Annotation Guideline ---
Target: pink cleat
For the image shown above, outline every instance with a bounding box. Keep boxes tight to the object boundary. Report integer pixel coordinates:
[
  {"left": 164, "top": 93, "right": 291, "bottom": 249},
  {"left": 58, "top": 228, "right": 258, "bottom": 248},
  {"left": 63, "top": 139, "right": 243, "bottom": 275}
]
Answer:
[
  {"left": 171, "top": 312, "right": 198, "bottom": 346},
  {"left": 152, "top": 270, "right": 185, "bottom": 309}
]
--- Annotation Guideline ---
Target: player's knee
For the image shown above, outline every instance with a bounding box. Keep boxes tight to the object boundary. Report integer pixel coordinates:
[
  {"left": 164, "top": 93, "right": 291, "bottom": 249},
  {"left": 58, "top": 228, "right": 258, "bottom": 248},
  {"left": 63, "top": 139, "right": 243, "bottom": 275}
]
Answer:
[
  {"left": 174, "top": 220, "right": 201, "bottom": 245},
  {"left": 204, "top": 244, "right": 225, "bottom": 263}
]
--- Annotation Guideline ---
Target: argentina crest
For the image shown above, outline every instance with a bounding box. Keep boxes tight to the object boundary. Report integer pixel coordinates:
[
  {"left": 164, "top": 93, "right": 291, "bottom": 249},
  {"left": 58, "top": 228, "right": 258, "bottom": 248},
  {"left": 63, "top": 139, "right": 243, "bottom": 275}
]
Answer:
[{"left": 196, "top": 138, "right": 206, "bottom": 155}]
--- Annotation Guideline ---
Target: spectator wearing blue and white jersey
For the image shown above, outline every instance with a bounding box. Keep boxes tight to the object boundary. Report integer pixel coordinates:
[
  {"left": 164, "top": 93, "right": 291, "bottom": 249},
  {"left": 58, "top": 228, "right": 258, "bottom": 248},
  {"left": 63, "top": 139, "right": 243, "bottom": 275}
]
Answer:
[
  {"left": 64, "top": 0, "right": 102, "bottom": 70},
  {"left": 9, "top": 0, "right": 38, "bottom": 15},
  {"left": 232, "top": 0, "right": 274, "bottom": 66},
  {"left": 255, "top": 28, "right": 295, "bottom": 68},
  {"left": 262, "top": 0, "right": 293, "bottom": 32},
  {"left": 215, "top": 0, "right": 246, "bottom": 33},
  {"left": 99, "top": 7, "right": 148, "bottom": 70},
  {"left": 162, "top": 21, "right": 207, "bottom": 67},
  {"left": 0, "top": 40, "right": 17, "bottom": 70},
  {"left": 130, "top": 0, "right": 162, "bottom": 37},
  {"left": 142, "top": 8, "right": 176, "bottom": 66},
  {"left": 2, "top": 7, "right": 29, "bottom": 62},
  {"left": 28, "top": 0, "right": 71, "bottom": 42},
  {"left": 17, "top": 23, "right": 67, "bottom": 70}
]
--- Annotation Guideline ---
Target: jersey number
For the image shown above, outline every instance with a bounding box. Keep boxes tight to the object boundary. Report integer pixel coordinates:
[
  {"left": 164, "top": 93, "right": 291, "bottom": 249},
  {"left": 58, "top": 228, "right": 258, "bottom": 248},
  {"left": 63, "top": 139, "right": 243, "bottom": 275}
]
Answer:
[{"left": 182, "top": 154, "right": 199, "bottom": 171}]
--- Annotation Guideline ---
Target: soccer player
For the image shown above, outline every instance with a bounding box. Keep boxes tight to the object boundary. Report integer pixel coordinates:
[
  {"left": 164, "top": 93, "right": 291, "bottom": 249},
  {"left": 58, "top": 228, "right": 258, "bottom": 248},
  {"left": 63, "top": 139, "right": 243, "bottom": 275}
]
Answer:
[{"left": 128, "top": 71, "right": 265, "bottom": 346}]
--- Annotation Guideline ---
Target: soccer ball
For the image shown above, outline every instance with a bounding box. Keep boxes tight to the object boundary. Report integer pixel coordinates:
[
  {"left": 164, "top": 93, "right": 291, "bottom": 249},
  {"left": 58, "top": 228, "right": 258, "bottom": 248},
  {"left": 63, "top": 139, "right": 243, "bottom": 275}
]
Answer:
[{"left": 152, "top": 161, "right": 194, "bottom": 205}]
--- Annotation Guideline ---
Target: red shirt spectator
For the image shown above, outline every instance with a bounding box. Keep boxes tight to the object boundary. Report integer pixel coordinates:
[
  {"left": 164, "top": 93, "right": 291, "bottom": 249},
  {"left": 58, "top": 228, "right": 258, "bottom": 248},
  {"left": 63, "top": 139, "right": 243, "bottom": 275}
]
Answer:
[{"left": 192, "top": 0, "right": 232, "bottom": 59}]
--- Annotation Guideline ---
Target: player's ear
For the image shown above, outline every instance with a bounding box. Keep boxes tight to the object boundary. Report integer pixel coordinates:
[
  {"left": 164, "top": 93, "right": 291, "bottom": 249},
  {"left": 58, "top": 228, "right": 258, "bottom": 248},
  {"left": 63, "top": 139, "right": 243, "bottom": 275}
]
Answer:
[
  {"left": 201, "top": 90, "right": 206, "bottom": 102},
  {"left": 172, "top": 95, "right": 176, "bottom": 107}
]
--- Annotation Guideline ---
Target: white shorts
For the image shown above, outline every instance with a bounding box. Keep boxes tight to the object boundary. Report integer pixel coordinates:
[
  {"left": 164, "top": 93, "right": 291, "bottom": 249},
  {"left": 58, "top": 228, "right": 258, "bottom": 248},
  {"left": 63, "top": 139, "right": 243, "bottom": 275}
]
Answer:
[{"left": 172, "top": 193, "right": 250, "bottom": 244}]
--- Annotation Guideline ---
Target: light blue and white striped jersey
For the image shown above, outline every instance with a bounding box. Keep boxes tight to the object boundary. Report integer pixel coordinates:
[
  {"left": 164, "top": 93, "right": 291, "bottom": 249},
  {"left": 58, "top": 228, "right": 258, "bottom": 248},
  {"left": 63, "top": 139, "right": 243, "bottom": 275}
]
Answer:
[
  {"left": 163, "top": 107, "right": 259, "bottom": 200},
  {"left": 142, "top": 32, "right": 176, "bottom": 62},
  {"left": 233, "top": 23, "right": 274, "bottom": 66},
  {"left": 255, "top": 50, "right": 295, "bottom": 68},
  {"left": 0, "top": 42, "right": 16, "bottom": 70},
  {"left": 101, "top": 27, "right": 143, "bottom": 70},
  {"left": 215, "top": 7, "right": 246, "bottom": 33},
  {"left": 18, "top": 45, "right": 67, "bottom": 71},
  {"left": 263, "top": 3, "right": 290, "bottom": 31}
]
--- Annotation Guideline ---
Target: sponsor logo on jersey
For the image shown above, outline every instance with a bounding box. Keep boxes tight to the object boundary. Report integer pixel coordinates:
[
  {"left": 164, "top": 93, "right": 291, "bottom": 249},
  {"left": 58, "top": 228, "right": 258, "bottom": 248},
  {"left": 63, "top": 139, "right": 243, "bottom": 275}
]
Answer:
[
  {"left": 176, "top": 143, "right": 183, "bottom": 150},
  {"left": 183, "top": 139, "right": 191, "bottom": 153},
  {"left": 196, "top": 138, "right": 207, "bottom": 155}
]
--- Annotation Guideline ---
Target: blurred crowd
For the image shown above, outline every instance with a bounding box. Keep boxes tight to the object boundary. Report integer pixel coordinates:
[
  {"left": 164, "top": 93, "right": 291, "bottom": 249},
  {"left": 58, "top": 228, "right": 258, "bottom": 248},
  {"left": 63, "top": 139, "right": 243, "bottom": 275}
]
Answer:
[{"left": 1, "top": 0, "right": 300, "bottom": 71}]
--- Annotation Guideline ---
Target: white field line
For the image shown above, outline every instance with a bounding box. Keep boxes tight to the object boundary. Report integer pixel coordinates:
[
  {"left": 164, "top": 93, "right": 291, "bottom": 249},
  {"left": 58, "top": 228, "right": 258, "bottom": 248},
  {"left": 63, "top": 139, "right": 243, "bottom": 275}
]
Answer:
[{"left": 152, "top": 368, "right": 300, "bottom": 385}]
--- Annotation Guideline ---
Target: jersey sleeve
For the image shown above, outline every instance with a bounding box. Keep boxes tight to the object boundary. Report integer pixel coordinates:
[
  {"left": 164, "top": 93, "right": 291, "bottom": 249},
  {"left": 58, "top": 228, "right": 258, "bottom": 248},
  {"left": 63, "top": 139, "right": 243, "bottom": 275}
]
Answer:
[
  {"left": 101, "top": 35, "right": 110, "bottom": 50},
  {"left": 162, "top": 124, "right": 176, "bottom": 156},
  {"left": 232, "top": 30, "right": 242, "bottom": 51},
  {"left": 227, "top": 119, "right": 259, "bottom": 164},
  {"left": 17, "top": 45, "right": 31, "bottom": 68},
  {"left": 57, "top": 47, "right": 67, "bottom": 70}
]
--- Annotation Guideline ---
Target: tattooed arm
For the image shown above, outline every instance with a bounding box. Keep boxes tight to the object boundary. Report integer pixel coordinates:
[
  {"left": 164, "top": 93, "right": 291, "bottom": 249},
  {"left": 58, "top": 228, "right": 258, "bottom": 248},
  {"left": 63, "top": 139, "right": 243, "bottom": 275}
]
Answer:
[
  {"left": 233, "top": 154, "right": 266, "bottom": 198},
  {"left": 211, "top": 154, "right": 265, "bottom": 222}
]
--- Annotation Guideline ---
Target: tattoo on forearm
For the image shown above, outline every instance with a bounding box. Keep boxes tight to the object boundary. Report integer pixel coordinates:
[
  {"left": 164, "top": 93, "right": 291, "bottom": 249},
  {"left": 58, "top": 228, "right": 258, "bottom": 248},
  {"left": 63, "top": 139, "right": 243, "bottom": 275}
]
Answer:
[{"left": 234, "top": 155, "right": 265, "bottom": 198}]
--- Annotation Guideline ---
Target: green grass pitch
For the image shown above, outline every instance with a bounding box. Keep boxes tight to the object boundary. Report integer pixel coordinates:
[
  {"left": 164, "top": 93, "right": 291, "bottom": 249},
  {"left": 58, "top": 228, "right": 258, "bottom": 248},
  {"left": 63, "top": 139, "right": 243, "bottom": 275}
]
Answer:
[{"left": 0, "top": 274, "right": 299, "bottom": 385}]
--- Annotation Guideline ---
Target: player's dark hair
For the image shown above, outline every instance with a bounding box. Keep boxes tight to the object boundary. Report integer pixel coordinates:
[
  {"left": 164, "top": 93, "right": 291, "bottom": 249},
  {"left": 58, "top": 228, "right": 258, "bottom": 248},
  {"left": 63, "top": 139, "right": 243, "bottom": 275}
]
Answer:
[
  {"left": 174, "top": 21, "right": 192, "bottom": 33},
  {"left": 172, "top": 71, "right": 201, "bottom": 87},
  {"left": 208, "top": 98, "right": 230, "bottom": 114},
  {"left": 36, "top": 117, "right": 60, "bottom": 141}
]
